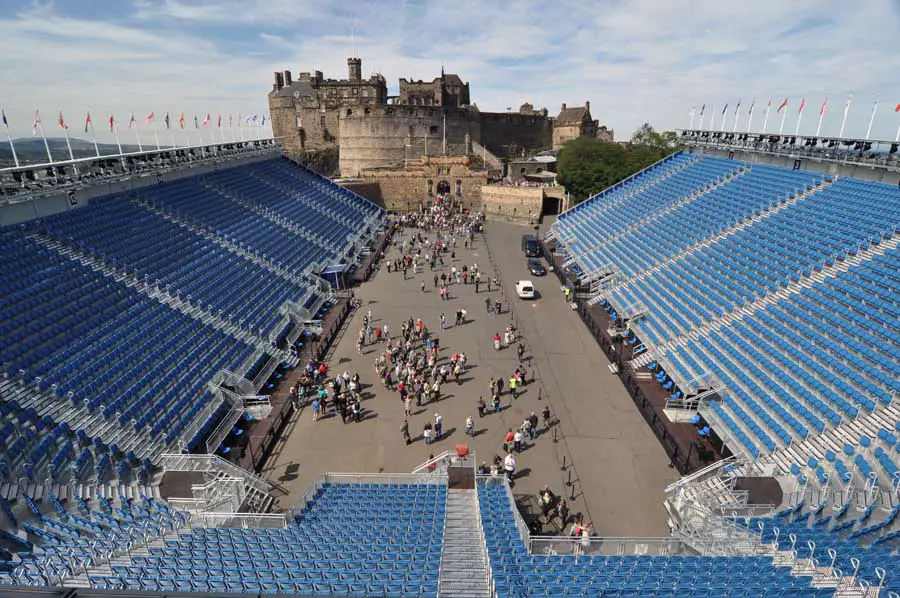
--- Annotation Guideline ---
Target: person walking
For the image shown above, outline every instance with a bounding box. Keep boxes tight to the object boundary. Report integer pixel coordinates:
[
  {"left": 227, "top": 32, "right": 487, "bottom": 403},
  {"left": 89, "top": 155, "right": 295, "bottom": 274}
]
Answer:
[
  {"left": 513, "top": 429, "right": 524, "bottom": 453},
  {"left": 465, "top": 415, "right": 474, "bottom": 437},
  {"left": 503, "top": 453, "right": 516, "bottom": 482},
  {"left": 476, "top": 396, "right": 486, "bottom": 418},
  {"left": 434, "top": 413, "right": 443, "bottom": 439},
  {"left": 509, "top": 376, "right": 518, "bottom": 399},
  {"left": 401, "top": 419, "right": 411, "bottom": 445}
]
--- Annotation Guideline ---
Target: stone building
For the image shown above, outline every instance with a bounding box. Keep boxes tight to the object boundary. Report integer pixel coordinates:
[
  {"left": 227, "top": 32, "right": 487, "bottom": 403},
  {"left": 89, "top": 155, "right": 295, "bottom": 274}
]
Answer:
[
  {"left": 552, "top": 102, "right": 615, "bottom": 149},
  {"left": 269, "top": 57, "right": 388, "bottom": 155},
  {"left": 396, "top": 69, "right": 470, "bottom": 107},
  {"left": 269, "top": 56, "right": 611, "bottom": 175}
]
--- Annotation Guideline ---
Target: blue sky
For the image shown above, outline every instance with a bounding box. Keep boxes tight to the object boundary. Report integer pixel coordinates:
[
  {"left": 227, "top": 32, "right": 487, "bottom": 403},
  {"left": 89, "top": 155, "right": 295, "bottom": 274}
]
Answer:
[{"left": 1, "top": 0, "right": 900, "bottom": 144}]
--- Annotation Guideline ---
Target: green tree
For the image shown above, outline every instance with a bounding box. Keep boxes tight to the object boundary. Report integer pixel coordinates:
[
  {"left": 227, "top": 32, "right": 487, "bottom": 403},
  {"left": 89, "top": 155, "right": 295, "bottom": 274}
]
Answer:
[{"left": 557, "top": 126, "right": 679, "bottom": 205}]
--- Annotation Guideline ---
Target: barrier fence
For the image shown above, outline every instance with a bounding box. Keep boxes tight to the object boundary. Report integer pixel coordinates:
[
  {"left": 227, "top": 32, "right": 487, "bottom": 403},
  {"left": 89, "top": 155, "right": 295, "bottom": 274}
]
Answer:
[{"left": 542, "top": 238, "right": 711, "bottom": 475}]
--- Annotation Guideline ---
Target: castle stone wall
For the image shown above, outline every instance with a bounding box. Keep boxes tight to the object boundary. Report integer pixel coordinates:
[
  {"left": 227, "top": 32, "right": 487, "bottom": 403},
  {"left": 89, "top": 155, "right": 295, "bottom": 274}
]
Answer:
[
  {"left": 338, "top": 106, "right": 477, "bottom": 177},
  {"left": 479, "top": 185, "right": 565, "bottom": 224},
  {"left": 479, "top": 112, "right": 553, "bottom": 159}
]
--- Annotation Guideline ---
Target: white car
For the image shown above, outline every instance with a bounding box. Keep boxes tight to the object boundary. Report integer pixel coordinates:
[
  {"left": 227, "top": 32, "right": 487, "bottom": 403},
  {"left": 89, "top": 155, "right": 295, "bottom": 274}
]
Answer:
[{"left": 515, "top": 280, "right": 536, "bottom": 299}]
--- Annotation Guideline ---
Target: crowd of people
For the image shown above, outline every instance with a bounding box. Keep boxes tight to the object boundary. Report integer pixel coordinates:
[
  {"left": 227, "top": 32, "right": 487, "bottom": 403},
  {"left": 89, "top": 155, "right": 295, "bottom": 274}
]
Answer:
[{"left": 283, "top": 194, "right": 591, "bottom": 541}]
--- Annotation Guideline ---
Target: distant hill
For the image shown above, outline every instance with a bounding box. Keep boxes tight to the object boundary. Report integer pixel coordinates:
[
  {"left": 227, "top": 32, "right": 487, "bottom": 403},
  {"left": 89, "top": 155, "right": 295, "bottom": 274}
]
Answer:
[{"left": 0, "top": 137, "right": 149, "bottom": 168}]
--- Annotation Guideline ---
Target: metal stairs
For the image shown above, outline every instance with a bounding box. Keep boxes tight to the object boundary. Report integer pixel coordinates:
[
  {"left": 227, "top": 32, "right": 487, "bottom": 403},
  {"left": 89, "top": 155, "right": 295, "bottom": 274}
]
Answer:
[
  {"left": 438, "top": 489, "right": 492, "bottom": 598},
  {"left": 645, "top": 231, "right": 900, "bottom": 364},
  {"left": 246, "top": 171, "right": 351, "bottom": 237},
  {"left": 132, "top": 196, "right": 312, "bottom": 290},
  {"left": 0, "top": 375, "right": 169, "bottom": 467},
  {"left": 578, "top": 167, "right": 748, "bottom": 271},
  {"left": 625, "top": 178, "right": 833, "bottom": 287},
  {"left": 201, "top": 179, "right": 337, "bottom": 256},
  {"left": 157, "top": 454, "right": 276, "bottom": 514}
]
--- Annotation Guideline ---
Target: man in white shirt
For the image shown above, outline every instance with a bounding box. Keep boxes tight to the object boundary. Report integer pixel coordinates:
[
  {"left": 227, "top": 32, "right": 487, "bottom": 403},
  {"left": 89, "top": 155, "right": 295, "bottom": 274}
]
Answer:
[{"left": 503, "top": 453, "right": 516, "bottom": 481}]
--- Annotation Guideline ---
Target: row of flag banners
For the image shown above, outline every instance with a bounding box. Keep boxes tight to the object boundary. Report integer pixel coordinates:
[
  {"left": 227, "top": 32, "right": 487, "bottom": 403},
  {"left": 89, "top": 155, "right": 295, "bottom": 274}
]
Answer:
[
  {"left": 695, "top": 97, "right": 900, "bottom": 118},
  {"left": 0, "top": 110, "right": 267, "bottom": 134}
]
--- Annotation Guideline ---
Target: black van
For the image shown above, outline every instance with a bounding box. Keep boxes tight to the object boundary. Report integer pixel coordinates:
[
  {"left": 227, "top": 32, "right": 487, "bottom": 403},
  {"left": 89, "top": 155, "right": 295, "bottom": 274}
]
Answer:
[{"left": 521, "top": 234, "right": 541, "bottom": 257}]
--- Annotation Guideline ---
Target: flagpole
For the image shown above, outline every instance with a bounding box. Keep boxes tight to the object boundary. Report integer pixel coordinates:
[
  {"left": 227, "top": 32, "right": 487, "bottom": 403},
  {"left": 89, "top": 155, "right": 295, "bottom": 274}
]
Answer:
[
  {"left": 778, "top": 106, "right": 788, "bottom": 135},
  {"left": 132, "top": 117, "right": 144, "bottom": 152},
  {"left": 182, "top": 123, "right": 189, "bottom": 147},
  {"left": 167, "top": 115, "right": 176, "bottom": 148},
  {"left": 151, "top": 120, "right": 161, "bottom": 151},
  {"left": 746, "top": 103, "right": 755, "bottom": 133},
  {"left": 762, "top": 103, "right": 771, "bottom": 134},
  {"left": 230, "top": 119, "right": 236, "bottom": 143},
  {"left": 839, "top": 95, "right": 852, "bottom": 138},
  {"left": 86, "top": 112, "right": 100, "bottom": 158},
  {"left": 815, "top": 98, "right": 827, "bottom": 137},
  {"left": 61, "top": 124, "right": 75, "bottom": 162},
  {"left": 698, "top": 109, "right": 704, "bottom": 131},
  {"left": 864, "top": 99, "right": 879, "bottom": 141},
  {"left": 3, "top": 115, "right": 20, "bottom": 168},
  {"left": 38, "top": 120, "right": 53, "bottom": 163},
  {"left": 112, "top": 120, "right": 123, "bottom": 155},
  {"left": 711, "top": 104, "right": 717, "bottom": 130},
  {"left": 794, "top": 104, "right": 804, "bottom": 136},
  {"left": 732, "top": 107, "right": 739, "bottom": 133},
  {"left": 689, "top": 107, "right": 695, "bottom": 129}
]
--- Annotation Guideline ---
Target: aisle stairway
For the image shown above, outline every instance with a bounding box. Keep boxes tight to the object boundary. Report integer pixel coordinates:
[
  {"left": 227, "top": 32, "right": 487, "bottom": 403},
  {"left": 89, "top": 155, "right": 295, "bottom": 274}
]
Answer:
[{"left": 438, "top": 489, "right": 492, "bottom": 598}]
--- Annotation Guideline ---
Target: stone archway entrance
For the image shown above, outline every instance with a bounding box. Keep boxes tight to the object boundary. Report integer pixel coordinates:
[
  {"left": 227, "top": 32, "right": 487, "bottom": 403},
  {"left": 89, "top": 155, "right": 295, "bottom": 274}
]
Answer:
[{"left": 436, "top": 180, "right": 451, "bottom": 195}]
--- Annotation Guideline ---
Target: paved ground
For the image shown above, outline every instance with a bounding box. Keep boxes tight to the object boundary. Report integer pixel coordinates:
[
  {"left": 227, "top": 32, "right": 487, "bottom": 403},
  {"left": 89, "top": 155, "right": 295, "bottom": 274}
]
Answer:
[{"left": 263, "top": 220, "right": 677, "bottom": 537}]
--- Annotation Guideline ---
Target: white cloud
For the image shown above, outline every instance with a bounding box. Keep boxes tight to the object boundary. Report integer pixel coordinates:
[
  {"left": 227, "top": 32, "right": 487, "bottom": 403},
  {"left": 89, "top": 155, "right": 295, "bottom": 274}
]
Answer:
[{"left": 1, "top": 0, "right": 898, "bottom": 145}]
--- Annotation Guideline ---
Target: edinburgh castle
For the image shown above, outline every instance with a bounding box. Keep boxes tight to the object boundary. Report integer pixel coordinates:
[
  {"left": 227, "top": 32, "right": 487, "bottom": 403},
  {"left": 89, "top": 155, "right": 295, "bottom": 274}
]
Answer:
[{"left": 268, "top": 57, "right": 613, "bottom": 217}]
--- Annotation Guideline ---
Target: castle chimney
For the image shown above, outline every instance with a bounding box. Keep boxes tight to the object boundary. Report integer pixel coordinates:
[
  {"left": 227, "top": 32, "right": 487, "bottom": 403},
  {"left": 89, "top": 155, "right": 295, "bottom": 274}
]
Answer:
[
  {"left": 348, "top": 57, "right": 362, "bottom": 82},
  {"left": 585, "top": 100, "right": 590, "bottom": 111},
  {"left": 283, "top": 70, "right": 293, "bottom": 86},
  {"left": 561, "top": 102, "right": 566, "bottom": 111},
  {"left": 274, "top": 71, "right": 284, "bottom": 90}
]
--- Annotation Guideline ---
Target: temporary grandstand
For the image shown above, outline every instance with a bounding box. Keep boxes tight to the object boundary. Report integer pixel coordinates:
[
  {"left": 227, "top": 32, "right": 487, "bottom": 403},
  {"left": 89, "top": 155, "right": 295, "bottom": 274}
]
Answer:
[{"left": 3, "top": 128, "right": 900, "bottom": 598}]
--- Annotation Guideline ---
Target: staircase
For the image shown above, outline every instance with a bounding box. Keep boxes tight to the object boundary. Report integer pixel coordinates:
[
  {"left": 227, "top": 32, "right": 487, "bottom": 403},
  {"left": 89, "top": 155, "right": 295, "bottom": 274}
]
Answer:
[
  {"left": 157, "top": 454, "right": 276, "bottom": 513},
  {"left": 438, "top": 489, "right": 492, "bottom": 598}
]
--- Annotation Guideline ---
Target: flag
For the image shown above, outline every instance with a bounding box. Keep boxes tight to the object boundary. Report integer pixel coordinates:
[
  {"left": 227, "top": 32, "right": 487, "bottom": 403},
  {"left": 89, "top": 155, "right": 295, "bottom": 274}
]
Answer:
[
  {"left": 33, "top": 110, "right": 41, "bottom": 135},
  {"left": 179, "top": 112, "right": 185, "bottom": 129},
  {"left": 734, "top": 101, "right": 740, "bottom": 116},
  {"left": 252, "top": 114, "right": 258, "bottom": 123},
  {"left": 58, "top": 110, "right": 68, "bottom": 129},
  {"left": 129, "top": 113, "right": 136, "bottom": 128},
  {"left": 145, "top": 112, "right": 155, "bottom": 124},
  {"left": 820, "top": 97, "right": 828, "bottom": 116},
  {"left": 84, "top": 110, "right": 92, "bottom": 133},
  {"left": 777, "top": 98, "right": 789, "bottom": 113},
  {"left": 165, "top": 112, "right": 170, "bottom": 129},
  {"left": 217, "top": 114, "right": 221, "bottom": 127},
  {"left": 748, "top": 100, "right": 755, "bottom": 115},
  {"left": 699, "top": 104, "right": 705, "bottom": 116},
  {"left": 229, "top": 114, "right": 233, "bottom": 127},
  {"left": 766, "top": 99, "right": 772, "bottom": 113},
  {"left": 870, "top": 98, "right": 880, "bottom": 116},
  {"left": 798, "top": 98, "right": 806, "bottom": 114},
  {"left": 721, "top": 104, "right": 728, "bottom": 116},
  {"left": 895, "top": 103, "right": 900, "bottom": 113},
  {"left": 1, "top": 109, "right": 7, "bottom": 127},
  {"left": 194, "top": 114, "right": 199, "bottom": 128},
  {"left": 202, "top": 113, "right": 210, "bottom": 126},
  {"left": 109, "top": 114, "right": 115, "bottom": 132},
  {"left": 261, "top": 115, "right": 266, "bottom": 126}
]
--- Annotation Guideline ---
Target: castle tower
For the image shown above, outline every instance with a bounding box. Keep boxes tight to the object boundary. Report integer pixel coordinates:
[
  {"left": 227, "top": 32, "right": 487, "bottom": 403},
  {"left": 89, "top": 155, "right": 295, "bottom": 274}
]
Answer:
[{"left": 348, "top": 57, "right": 362, "bottom": 82}]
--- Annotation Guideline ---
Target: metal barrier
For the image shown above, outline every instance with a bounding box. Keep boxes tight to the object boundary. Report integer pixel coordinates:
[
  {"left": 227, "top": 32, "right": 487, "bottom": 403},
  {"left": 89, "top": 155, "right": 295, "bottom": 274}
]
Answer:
[
  {"left": 530, "top": 535, "right": 696, "bottom": 557},
  {"left": 192, "top": 512, "right": 289, "bottom": 529}
]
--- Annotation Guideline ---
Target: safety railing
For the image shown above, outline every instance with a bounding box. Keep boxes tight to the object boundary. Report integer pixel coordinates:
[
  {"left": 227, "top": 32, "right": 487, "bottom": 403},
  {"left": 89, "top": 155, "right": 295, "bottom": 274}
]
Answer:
[
  {"left": 530, "top": 535, "right": 696, "bottom": 557},
  {"left": 158, "top": 453, "right": 274, "bottom": 497},
  {"left": 192, "top": 512, "right": 289, "bottom": 529}
]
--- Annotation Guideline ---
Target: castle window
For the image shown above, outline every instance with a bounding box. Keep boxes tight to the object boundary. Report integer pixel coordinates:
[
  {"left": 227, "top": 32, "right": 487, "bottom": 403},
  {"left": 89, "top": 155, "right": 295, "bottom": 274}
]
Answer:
[
  {"left": 296, "top": 116, "right": 303, "bottom": 128},
  {"left": 429, "top": 125, "right": 439, "bottom": 135},
  {"left": 346, "top": 109, "right": 352, "bottom": 117},
  {"left": 427, "top": 180, "right": 433, "bottom": 196},
  {"left": 520, "top": 168, "right": 527, "bottom": 174},
  {"left": 536, "top": 168, "right": 543, "bottom": 173}
]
